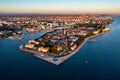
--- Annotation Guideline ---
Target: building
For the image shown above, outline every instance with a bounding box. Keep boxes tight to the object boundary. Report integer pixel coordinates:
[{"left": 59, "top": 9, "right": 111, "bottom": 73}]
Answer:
[
  {"left": 38, "top": 47, "right": 49, "bottom": 53},
  {"left": 0, "top": 23, "right": 3, "bottom": 27},
  {"left": 102, "top": 28, "right": 110, "bottom": 32},
  {"left": 25, "top": 44, "right": 34, "bottom": 49},
  {"left": 71, "top": 44, "right": 77, "bottom": 50},
  {"left": 77, "top": 31, "right": 87, "bottom": 36},
  {"left": 63, "top": 29, "right": 67, "bottom": 35},
  {"left": 57, "top": 45, "right": 62, "bottom": 51},
  {"left": 29, "top": 40, "right": 35, "bottom": 43},
  {"left": 93, "top": 30, "right": 100, "bottom": 34}
]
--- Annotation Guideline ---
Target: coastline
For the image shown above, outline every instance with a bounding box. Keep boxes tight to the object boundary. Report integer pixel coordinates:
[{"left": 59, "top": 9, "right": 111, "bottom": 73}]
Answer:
[{"left": 20, "top": 32, "right": 103, "bottom": 65}]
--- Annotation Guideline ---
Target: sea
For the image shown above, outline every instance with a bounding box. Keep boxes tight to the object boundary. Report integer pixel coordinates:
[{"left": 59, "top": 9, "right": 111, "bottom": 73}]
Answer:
[{"left": 0, "top": 16, "right": 120, "bottom": 80}]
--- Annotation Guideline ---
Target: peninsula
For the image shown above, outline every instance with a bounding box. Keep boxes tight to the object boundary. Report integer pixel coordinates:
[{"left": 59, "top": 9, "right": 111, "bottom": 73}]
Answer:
[
  {"left": 0, "top": 15, "right": 113, "bottom": 65},
  {"left": 18, "top": 15, "right": 113, "bottom": 65}
]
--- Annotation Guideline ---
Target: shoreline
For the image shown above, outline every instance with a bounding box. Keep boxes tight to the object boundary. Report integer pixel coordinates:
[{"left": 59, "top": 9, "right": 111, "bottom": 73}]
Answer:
[{"left": 20, "top": 32, "right": 103, "bottom": 65}]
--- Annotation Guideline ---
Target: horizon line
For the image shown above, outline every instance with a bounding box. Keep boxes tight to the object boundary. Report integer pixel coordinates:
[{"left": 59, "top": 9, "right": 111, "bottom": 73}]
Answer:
[{"left": 0, "top": 12, "right": 120, "bottom": 15}]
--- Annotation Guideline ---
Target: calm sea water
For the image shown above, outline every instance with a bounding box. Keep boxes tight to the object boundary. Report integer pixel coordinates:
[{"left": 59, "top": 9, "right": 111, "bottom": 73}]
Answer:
[{"left": 0, "top": 16, "right": 120, "bottom": 80}]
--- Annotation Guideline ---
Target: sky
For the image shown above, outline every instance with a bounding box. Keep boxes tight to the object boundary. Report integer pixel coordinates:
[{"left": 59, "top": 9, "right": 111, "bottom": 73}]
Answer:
[{"left": 0, "top": 0, "right": 120, "bottom": 14}]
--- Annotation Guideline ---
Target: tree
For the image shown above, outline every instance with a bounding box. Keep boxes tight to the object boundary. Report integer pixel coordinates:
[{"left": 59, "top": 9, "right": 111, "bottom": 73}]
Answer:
[
  {"left": 49, "top": 45, "right": 58, "bottom": 54},
  {"left": 62, "top": 44, "right": 68, "bottom": 49},
  {"left": 44, "top": 39, "right": 49, "bottom": 43},
  {"left": 44, "top": 39, "right": 50, "bottom": 47}
]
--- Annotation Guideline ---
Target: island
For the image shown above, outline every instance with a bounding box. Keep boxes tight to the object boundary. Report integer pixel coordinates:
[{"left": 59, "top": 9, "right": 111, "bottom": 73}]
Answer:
[{"left": 19, "top": 15, "right": 113, "bottom": 65}]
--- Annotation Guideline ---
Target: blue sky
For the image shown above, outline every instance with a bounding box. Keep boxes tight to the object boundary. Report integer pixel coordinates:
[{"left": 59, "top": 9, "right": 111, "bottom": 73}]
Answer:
[{"left": 0, "top": 0, "right": 120, "bottom": 14}]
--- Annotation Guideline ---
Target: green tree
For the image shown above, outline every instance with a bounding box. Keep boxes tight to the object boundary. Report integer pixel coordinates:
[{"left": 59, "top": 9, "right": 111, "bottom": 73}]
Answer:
[
  {"left": 49, "top": 45, "right": 58, "bottom": 54},
  {"left": 62, "top": 44, "right": 68, "bottom": 49},
  {"left": 44, "top": 39, "right": 50, "bottom": 47}
]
